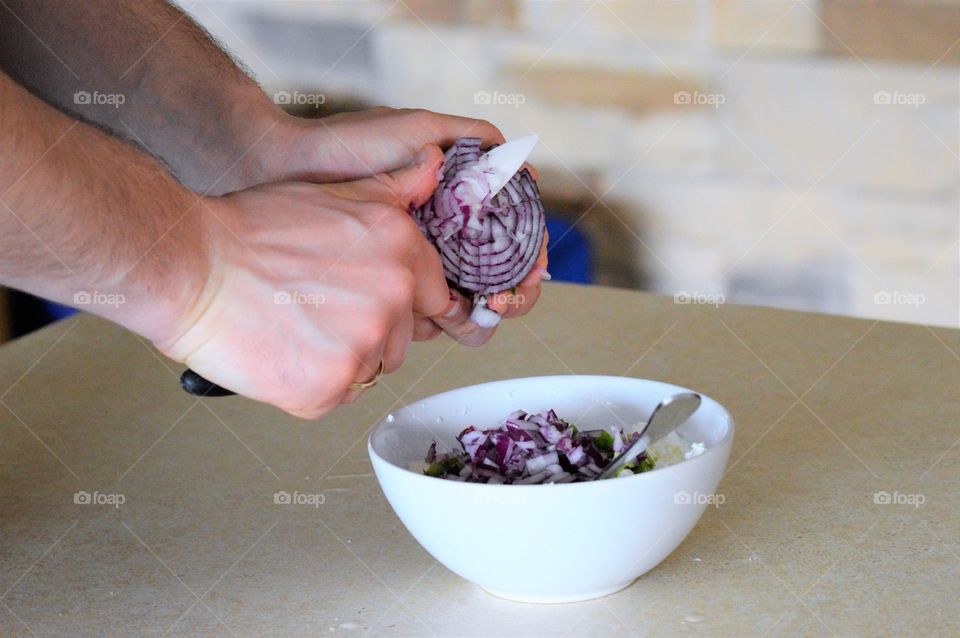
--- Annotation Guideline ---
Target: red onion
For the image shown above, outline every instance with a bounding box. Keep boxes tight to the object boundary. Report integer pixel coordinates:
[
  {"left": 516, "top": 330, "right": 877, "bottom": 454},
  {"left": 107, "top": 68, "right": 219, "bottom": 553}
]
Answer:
[
  {"left": 422, "top": 410, "right": 656, "bottom": 484},
  {"left": 412, "top": 138, "right": 546, "bottom": 296}
]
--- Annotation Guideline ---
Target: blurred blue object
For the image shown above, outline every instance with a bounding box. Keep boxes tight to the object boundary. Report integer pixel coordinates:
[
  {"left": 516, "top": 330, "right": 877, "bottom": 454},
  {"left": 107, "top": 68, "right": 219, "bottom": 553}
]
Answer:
[
  {"left": 45, "top": 301, "right": 77, "bottom": 321},
  {"left": 545, "top": 217, "right": 592, "bottom": 284}
]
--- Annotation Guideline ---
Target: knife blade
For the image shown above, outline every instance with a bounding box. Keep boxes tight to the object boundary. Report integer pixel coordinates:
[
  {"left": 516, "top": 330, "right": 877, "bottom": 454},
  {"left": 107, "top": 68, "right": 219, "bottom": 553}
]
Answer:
[{"left": 482, "top": 134, "right": 538, "bottom": 197}]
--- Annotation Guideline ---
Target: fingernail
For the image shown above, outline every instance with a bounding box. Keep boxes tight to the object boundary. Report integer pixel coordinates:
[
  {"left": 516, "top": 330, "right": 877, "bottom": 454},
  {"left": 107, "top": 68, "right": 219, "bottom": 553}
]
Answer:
[
  {"left": 458, "top": 327, "right": 494, "bottom": 348},
  {"left": 539, "top": 268, "right": 552, "bottom": 281}
]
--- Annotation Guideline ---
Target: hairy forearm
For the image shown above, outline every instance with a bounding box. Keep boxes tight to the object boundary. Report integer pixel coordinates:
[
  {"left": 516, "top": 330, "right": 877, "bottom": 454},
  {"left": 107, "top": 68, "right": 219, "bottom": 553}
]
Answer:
[
  {"left": 0, "top": 71, "right": 205, "bottom": 342},
  {"left": 0, "top": 0, "right": 282, "bottom": 194}
]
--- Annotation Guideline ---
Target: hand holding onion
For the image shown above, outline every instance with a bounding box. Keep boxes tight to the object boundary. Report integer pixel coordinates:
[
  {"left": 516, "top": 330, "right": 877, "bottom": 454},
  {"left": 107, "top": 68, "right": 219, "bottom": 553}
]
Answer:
[
  {"left": 414, "top": 137, "right": 549, "bottom": 345},
  {"left": 251, "top": 107, "right": 549, "bottom": 346},
  {"left": 162, "top": 110, "right": 549, "bottom": 418},
  {"left": 154, "top": 146, "right": 455, "bottom": 419}
]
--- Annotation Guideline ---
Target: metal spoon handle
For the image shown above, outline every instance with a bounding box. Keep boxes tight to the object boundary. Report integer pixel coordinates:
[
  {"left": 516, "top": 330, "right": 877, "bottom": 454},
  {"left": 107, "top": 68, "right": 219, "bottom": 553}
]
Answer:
[
  {"left": 180, "top": 369, "right": 236, "bottom": 397},
  {"left": 597, "top": 392, "right": 701, "bottom": 480}
]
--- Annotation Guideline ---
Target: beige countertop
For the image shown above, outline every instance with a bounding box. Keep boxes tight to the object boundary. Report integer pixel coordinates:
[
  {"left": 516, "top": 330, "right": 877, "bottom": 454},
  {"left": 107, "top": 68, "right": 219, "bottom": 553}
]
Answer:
[{"left": 1, "top": 283, "right": 958, "bottom": 637}]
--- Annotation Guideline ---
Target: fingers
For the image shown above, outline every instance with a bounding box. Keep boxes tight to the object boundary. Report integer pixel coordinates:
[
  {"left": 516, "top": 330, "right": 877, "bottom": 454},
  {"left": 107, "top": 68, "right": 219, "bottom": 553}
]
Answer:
[
  {"left": 332, "top": 144, "right": 443, "bottom": 209},
  {"left": 374, "top": 144, "right": 444, "bottom": 209},
  {"left": 409, "top": 236, "right": 449, "bottom": 318},
  {"left": 413, "top": 315, "right": 442, "bottom": 341},
  {"left": 521, "top": 162, "right": 538, "bottom": 181},
  {"left": 430, "top": 289, "right": 498, "bottom": 347},
  {"left": 339, "top": 342, "right": 387, "bottom": 405},
  {"left": 486, "top": 229, "right": 549, "bottom": 319},
  {"left": 381, "top": 312, "right": 415, "bottom": 374},
  {"left": 340, "top": 310, "right": 412, "bottom": 405},
  {"left": 421, "top": 111, "right": 506, "bottom": 148},
  {"left": 431, "top": 226, "right": 549, "bottom": 346},
  {"left": 487, "top": 282, "right": 543, "bottom": 320}
]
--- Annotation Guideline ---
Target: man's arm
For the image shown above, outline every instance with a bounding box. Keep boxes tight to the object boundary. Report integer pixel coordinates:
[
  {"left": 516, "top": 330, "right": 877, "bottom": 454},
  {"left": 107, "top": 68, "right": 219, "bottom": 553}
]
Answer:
[
  {"left": 0, "top": 69, "right": 204, "bottom": 343},
  {"left": 0, "top": 0, "right": 279, "bottom": 195},
  {"left": 0, "top": 69, "right": 456, "bottom": 419},
  {"left": 0, "top": 0, "right": 511, "bottom": 195},
  {"left": 0, "top": 0, "right": 546, "bottom": 338}
]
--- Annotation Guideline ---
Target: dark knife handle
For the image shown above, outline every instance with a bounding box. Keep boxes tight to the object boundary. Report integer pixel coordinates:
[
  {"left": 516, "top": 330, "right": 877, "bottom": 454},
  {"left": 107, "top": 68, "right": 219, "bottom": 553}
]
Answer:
[{"left": 180, "top": 369, "right": 236, "bottom": 397}]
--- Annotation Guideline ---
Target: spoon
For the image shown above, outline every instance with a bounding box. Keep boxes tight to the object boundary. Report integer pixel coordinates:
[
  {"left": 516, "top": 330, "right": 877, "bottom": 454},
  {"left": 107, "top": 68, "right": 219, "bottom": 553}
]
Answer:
[{"left": 596, "top": 392, "right": 702, "bottom": 480}]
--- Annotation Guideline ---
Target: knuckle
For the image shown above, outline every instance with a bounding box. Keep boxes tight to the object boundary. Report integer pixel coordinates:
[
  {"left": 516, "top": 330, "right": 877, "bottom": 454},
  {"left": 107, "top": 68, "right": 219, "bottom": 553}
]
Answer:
[
  {"left": 375, "top": 210, "right": 420, "bottom": 247},
  {"left": 277, "top": 355, "right": 353, "bottom": 415},
  {"left": 327, "top": 351, "right": 362, "bottom": 392},
  {"left": 379, "top": 266, "right": 416, "bottom": 305},
  {"left": 404, "top": 107, "right": 431, "bottom": 123},
  {"left": 475, "top": 118, "right": 504, "bottom": 142},
  {"left": 355, "top": 312, "right": 390, "bottom": 352}
]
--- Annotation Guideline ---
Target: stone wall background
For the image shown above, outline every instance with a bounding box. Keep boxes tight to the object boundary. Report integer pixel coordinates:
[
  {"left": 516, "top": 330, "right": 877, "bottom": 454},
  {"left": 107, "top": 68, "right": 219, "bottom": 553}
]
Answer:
[{"left": 179, "top": 0, "right": 959, "bottom": 328}]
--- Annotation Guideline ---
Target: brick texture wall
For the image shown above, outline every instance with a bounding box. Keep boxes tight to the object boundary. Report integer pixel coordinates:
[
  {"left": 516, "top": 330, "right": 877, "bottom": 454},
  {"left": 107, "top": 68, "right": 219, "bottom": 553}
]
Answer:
[{"left": 180, "top": 0, "right": 960, "bottom": 328}]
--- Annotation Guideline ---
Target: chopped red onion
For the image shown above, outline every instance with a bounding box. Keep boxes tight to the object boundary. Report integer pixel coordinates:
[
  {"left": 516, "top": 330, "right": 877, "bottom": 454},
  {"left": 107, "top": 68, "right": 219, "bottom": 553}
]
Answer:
[
  {"left": 412, "top": 138, "right": 546, "bottom": 297},
  {"left": 422, "top": 410, "right": 655, "bottom": 484}
]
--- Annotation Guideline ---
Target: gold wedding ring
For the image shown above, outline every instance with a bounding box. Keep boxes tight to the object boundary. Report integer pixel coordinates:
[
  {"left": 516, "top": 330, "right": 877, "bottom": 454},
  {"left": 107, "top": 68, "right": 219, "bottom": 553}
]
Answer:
[{"left": 349, "top": 359, "right": 384, "bottom": 391}]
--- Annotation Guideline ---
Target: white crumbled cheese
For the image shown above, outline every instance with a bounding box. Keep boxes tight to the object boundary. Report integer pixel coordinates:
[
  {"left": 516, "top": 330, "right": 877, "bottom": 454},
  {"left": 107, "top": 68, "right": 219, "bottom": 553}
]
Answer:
[
  {"left": 644, "top": 430, "right": 706, "bottom": 468},
  {"left": 685, "top": 441, "right": 706, "bottom": 460}
]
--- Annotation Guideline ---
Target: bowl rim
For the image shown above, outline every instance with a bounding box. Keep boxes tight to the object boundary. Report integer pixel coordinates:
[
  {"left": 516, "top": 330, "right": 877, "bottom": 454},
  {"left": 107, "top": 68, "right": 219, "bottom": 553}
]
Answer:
[{"left": 367, "top": 374, "right": 735, "bottom": 490}]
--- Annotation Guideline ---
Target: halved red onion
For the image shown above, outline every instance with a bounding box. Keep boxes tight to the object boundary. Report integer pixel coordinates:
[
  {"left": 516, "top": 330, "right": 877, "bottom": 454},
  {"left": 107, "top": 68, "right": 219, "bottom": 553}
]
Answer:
[{"left": 412, "top": 137, "right": 546, "bottom": 296}]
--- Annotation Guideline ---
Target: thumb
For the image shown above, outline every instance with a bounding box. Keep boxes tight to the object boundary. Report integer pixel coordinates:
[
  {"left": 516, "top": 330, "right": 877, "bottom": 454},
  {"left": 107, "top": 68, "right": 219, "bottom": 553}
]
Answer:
[{"left": 372, "top": 143, "right": 444, "bottom": 209}]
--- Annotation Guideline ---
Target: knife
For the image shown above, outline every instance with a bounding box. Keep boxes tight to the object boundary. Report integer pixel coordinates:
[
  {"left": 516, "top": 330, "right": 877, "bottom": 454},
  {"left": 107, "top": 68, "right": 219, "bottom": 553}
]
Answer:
[
  {"left": 179, "top": 135, "right": 539, "bottom": 397},
  {"left": 483, "top": 134, "right": 538, "bottom": 197}
]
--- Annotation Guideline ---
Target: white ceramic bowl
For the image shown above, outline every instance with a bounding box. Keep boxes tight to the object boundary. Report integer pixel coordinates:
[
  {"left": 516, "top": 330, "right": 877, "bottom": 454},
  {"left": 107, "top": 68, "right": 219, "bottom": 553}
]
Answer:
[{"left": 368, "top": 375, "right": 734, "bottom": 603}]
